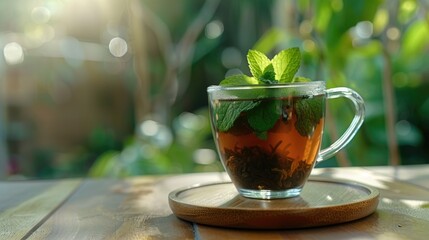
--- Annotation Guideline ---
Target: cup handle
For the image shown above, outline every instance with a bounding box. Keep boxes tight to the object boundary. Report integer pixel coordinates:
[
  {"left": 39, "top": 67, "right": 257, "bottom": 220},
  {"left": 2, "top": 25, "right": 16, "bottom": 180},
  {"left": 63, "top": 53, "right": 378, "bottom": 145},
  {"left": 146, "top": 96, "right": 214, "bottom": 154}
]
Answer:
[{"left": 317, "top": 87, "right": 365, "bottom": 162}]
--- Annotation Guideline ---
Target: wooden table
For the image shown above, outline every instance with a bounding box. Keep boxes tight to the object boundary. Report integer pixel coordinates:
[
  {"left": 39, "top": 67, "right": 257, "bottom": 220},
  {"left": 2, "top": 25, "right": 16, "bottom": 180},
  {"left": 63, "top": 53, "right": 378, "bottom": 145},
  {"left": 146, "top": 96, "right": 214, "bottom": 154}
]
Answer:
[{"left": 1, "top": 165, "right": 428, "bottom": 239}]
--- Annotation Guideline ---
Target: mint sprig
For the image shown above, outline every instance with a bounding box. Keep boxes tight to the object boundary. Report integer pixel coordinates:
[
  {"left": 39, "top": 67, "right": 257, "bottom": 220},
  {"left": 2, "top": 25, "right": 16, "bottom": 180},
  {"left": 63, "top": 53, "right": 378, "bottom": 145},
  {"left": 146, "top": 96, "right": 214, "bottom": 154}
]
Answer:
[{"left": 214, "top": 47, "right": 322, "bottom": 137}]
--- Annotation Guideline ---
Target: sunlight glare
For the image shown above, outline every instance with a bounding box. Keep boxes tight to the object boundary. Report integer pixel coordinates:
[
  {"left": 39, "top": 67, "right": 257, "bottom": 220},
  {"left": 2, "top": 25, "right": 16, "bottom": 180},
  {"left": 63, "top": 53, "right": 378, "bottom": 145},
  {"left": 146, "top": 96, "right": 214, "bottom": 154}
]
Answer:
[
  {"left": 382, "top": 198, "right": 393, "bottom": 204},
  {"left": 400, "top": 199, "right": 428, "bottom": 209},
  {"left": 318, "top": 169, "right": 389, "bottom": 190}
]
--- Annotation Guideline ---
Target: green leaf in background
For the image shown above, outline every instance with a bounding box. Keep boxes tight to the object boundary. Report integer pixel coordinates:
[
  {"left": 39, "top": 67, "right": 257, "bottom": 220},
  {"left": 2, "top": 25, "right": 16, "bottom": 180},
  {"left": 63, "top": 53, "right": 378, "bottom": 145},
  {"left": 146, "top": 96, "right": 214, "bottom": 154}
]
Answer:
[
  {"left": 252, "top": 28, "right": 285, "bottom": 54},
  {"left": 398, "top": 0, "right": 418, "bottom": 24},
  {"left": 88, "top": 151, "right": 119, "bottom": 177},
  {"left": 247, "top": 100, "right": 281, "bottom": 133},
  {"left": 401, "top": 20, "right": 429, "bottom": 60},
  {"left": 247, "top": 49, "right": 271, "bottom": 79},
  {"left": 313, "top": 0, "right": 332, "bottom": 33},
  {"left": 324, "top": 0, "right": 382, "bottom": 49},
  {"left": 272, "top": 47, "right": 301, "bottom": 83},
  {"left": 316, "top": 0, "right": 383, "bottom": 70},
  {"left": 351, "top": 40, "right": 383, "bottom": 57},
  {"left": 372, "top": 8, "right": 388, "bottom": 35}
]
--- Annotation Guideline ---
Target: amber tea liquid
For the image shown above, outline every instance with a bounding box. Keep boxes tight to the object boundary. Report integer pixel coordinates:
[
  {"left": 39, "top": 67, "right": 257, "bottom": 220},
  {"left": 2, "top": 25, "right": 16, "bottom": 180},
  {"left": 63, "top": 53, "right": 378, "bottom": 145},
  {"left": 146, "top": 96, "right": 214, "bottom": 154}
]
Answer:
[{"left": 211, "top": 95, "right": 324, "bottom": 194}]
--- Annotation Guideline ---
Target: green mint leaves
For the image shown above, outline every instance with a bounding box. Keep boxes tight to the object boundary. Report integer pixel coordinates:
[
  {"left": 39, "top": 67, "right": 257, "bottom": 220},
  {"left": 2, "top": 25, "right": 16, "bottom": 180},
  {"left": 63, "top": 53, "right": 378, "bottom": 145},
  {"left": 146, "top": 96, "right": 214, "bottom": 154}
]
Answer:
[
  {"left": 220, "top": 47, "right": 302, "bottom": 86},
  {"left": 295, "top": 97, "right": 324, "bottom": 136},
  {"left": 214, "top": 47, "right": 322, "bottom": 137},
  {"left": 272, "top": 47, "right": 301, "bottom": 83},
  {"left": 246, "top": 48, "right": 301, "bottom": 84},
  {"left": 247, "top": 100, "right": 282, "bottom": 133},
  {"left": 247, "top": 49, "right": 272, "bottom": 81},
  {"left": 215, "top": 100, "right": 260, "bottom": 132}
]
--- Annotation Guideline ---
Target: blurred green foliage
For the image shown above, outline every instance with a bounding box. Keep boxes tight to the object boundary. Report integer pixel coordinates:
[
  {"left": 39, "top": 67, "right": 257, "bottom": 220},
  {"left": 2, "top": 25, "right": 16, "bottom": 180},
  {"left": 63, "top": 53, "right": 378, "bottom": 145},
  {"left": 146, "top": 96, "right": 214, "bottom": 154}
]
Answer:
[
  {"left": 89, "top": 0, "right": 429, "bottom": 178},
  {"left": 88, "top": 108, "right": 222, "bottom": 177},
  {"left": 2, "top": 0, "right": 428, "bottom": 178}
]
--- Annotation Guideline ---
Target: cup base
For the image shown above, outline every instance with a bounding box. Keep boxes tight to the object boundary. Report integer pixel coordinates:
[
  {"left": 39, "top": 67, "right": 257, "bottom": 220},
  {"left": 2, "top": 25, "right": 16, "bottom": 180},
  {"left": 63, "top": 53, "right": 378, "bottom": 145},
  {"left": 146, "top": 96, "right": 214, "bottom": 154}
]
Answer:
[{"left": 238, "top": 188, "right": 302, "bottom": 199}]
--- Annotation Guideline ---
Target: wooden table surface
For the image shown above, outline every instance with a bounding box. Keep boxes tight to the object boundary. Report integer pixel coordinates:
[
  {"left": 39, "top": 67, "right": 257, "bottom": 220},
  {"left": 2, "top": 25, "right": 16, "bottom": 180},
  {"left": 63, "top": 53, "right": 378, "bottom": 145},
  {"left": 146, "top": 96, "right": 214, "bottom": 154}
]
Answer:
[{"left": 1, "top": 165, "right": 428, "bottom": 240}]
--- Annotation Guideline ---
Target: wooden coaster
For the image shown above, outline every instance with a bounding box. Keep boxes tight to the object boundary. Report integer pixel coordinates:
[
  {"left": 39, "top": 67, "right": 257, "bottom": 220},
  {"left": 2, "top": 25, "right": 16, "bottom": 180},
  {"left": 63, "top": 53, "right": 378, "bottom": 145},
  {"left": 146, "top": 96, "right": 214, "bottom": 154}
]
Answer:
[{"left": 168, "top": 177, "right": 379, "bottom": 229}]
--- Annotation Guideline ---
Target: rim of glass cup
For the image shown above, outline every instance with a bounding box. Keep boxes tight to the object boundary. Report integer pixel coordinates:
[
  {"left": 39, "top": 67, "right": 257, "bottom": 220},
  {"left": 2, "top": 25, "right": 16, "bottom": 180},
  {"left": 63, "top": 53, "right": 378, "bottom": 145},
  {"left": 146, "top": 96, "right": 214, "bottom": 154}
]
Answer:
[{"left": 207, "top": 80, "right": 325, "bottom": 92}]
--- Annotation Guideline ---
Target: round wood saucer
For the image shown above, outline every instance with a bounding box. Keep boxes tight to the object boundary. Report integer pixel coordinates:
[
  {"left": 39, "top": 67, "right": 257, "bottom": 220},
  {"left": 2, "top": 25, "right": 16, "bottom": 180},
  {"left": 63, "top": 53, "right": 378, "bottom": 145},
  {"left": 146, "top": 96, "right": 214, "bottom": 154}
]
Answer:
[{"left": 168, "top": 177, "right": 379, "bottom": 229}]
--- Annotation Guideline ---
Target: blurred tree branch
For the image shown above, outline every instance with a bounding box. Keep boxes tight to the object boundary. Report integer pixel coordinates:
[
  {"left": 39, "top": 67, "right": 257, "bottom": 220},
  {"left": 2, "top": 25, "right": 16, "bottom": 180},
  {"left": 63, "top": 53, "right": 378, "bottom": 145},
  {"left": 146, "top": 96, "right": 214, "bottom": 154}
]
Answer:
[
  {"left": 382, "top": 48, "right": 400, "bottom": 166},
  {"left": 128, "top": 0, "right": 151, "bottom": 125},
  {"left": 381, "top": 0, "right": 401, "bottom": 165},
  {"left": 128, "top": 0, "right": 220, "bottom": 124}
]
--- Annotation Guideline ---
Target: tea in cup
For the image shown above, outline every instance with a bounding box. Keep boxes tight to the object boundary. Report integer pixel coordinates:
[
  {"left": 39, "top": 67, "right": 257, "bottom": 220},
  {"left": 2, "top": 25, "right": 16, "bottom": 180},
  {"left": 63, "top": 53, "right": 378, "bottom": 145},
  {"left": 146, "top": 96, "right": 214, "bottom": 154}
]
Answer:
[{"left": 207, "top": 81, "right": 364, "bottom": 199}]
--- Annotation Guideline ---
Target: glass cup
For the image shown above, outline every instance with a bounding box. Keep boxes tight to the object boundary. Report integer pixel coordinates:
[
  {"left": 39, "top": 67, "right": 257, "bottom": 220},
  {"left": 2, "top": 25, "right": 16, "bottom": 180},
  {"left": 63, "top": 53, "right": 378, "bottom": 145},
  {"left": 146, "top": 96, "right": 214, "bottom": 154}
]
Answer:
[{"left": 207, "top": 81, "right": 365, "bottom": 199}]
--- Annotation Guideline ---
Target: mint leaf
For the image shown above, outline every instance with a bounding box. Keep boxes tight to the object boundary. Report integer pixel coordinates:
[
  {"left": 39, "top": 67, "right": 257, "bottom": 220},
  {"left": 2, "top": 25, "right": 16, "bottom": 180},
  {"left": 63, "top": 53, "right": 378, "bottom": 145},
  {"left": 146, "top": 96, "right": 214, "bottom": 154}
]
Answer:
[
  {"left": 259, "top": 63, "right": 276, "bottom": 84},
  {"left": 247, "top": 100, "right": 281, "bottom": 132},
  {"left": 215, "top": 47, "right": 309, "bottom": 136},
  {"left": 220, "top": 74, "right": 258, "bottom": 86},
  {"left": 295, "top": 97, "right": 324, "bottom": 136},
  {"left": 215, "top": 100, "right": 260, "bottom": 132},
  {"left": 272, "top": 47, "right": 301, "bottom": 83},
  {"left": 247, "top": 50, "right": 271, "bottom": 79}
]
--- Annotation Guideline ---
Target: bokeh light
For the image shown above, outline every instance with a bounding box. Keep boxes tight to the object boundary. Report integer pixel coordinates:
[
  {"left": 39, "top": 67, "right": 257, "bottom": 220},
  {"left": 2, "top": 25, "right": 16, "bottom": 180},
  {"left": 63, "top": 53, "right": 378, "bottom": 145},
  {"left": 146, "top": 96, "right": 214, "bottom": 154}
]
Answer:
[
  {"left": 356, "top": 21, "right": 373, "bottom": 39},
  {"left": 299, "top": 20, "right": 313, "bottom": 36},
  {"left": 109, "top": 37, "right": 128, "bottom": 57},
  {"left": 205, "top": 20, "right": 224, "bottom": 39},
  {"left": 331, "top": 0, "right": 343, "bottom": 12},
  {"left": 302, "top": 39, "right": 316, "bottom": 52},
  {"left": 139, "top": 120, "right": 173, "bottom": 148},
  {"left": 24, "top": 24, "right": 55, "bottom": 47},
  {"left": 31, "top": 7, "right": 51, "bottom": 23},
  {"left": 221, "top": 47, "right": 242, "bottom": 68},
  {"left": 193, "top": 148, "right": 216, "bottom": 165},
  {"left": 386, "top": 27, "right": 401, "bottom": 40},
  {"left": 225, "top": 68, "right": 243, "bottom": 77},
  {"left": 3, "top": 42, "right": 24, "bottom": 65}
]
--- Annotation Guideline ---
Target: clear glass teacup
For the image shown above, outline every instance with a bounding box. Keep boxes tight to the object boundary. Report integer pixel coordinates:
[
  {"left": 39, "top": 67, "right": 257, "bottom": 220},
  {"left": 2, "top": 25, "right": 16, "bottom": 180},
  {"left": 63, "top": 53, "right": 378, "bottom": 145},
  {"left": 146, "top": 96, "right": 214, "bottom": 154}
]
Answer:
[{"left": 207, "top": 81, "right": 365, "bottom": 199}]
